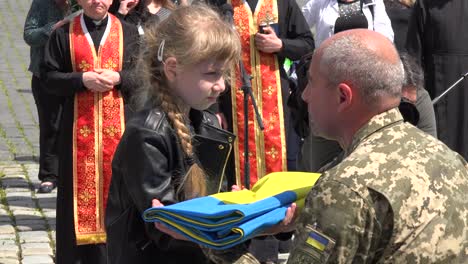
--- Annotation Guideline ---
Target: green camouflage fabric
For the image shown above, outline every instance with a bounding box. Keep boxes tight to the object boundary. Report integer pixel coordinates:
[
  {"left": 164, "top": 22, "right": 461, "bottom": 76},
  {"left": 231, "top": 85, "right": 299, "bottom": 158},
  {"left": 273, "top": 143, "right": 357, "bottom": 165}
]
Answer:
[
  {"left": 202, "top": 244, "right": 260, "bottom": 264},
  {"left": 288, "top": 108, "right": 468, "bottom": 263}
]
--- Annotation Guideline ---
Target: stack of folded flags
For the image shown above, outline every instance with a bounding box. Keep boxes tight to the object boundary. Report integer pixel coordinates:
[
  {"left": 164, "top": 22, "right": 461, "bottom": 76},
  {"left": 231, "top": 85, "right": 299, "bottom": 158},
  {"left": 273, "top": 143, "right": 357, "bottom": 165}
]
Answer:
[{"left": 143, "top": 172, "right": 321, "bottom": 250}]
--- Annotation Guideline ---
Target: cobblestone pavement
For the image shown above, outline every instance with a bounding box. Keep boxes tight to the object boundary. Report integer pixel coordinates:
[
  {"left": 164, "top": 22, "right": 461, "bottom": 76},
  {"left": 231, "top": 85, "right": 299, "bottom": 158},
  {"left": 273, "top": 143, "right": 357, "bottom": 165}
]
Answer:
[{"left": 0, "top": 0, "right": 57, "bottom": 263}]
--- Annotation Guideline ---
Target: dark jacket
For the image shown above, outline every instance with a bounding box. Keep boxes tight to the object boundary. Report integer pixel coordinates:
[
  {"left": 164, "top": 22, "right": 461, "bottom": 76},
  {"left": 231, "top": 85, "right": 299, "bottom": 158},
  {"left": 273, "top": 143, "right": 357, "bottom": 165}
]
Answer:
[
  {"left": 23, "top": 0, "right": 65, "bottom": 76},
  {"left": 105, "top": 107, "right": 235, "bottom": 264}
]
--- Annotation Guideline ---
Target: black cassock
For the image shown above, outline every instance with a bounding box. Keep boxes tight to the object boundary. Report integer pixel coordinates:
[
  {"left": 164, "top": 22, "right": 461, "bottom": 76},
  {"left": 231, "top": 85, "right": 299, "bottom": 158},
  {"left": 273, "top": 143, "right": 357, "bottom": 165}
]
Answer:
[
  {"left": 406, "top": 0, "right": 468, "bottom": 160},
  {"left": 43, "top": 14, "right": 138, "bottom": 264}
]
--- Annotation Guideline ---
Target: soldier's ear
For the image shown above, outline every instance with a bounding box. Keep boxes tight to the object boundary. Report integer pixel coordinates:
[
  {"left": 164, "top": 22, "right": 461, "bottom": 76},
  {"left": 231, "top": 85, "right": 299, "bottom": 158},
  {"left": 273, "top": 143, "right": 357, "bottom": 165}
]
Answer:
[{"left": 337, "top": 82, "right": 352, "bottom": 112}]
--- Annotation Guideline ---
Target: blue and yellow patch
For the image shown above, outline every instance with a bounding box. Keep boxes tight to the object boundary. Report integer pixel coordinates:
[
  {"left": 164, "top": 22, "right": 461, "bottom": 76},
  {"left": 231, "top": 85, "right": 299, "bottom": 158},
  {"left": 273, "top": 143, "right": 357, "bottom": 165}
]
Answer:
[
  {"left": 306, "top": 230, "right": 330, "bottom": 251},
  {"left": 295, "top": 224, "right": 336, "bottom": 262}
]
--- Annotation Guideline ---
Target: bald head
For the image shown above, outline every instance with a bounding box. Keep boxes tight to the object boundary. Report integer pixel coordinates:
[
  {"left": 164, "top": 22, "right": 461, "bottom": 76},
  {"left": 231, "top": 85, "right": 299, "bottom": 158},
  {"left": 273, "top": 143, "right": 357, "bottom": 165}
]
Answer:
[
  {"left": 319, "top": 29, "right": 401, "bottom": 63},
  {"left": 315, "top": 29, "right": 404, "bottom": 108}
]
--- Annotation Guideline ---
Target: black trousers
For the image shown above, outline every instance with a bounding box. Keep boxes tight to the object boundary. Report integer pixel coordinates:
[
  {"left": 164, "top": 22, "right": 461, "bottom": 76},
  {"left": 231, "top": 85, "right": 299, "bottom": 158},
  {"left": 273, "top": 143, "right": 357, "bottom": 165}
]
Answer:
[{"left": 31, "top": 75, "right": 62, "bottom": 182}]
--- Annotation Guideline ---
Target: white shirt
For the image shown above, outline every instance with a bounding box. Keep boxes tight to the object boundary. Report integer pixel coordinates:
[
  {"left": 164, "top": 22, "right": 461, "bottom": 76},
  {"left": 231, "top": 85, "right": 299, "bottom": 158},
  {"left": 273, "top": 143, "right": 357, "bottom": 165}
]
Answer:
[{"left": 301, "top": 0, "right": 394, "bottom": 47}]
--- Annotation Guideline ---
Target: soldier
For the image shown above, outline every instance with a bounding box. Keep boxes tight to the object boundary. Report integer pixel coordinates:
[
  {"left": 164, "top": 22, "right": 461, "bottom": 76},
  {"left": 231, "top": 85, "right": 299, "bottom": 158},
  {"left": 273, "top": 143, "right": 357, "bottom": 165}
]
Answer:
[{"left": 288, "top": 28, "right": 468, "bottom": 263}]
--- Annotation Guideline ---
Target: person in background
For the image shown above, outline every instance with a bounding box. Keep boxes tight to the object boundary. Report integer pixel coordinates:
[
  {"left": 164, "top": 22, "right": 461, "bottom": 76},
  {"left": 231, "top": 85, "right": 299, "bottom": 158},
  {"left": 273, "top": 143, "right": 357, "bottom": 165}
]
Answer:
[
  {"left": 383, "top": 0, "right": 414, "bottom": 51},
  {"left": 214, "top": 0, "right": 314, "bottom": 261},
  {"left": 301, "top": 0, "right": 394, "bottom": 47},
  {"left": 407, "top": 0, "right": 468, "bottom": 161},
  {"left": 398, "top": 52, "right": 437, "bottom": 137},
  {"left": 23, "top": 0, "right": 70, "bottom": 193},
  {"left": 298, "top": 0, "right": 395, "bottom": 173},
  {"left": 105, "top": 4, "right": 240, "bottom": 263},
  {"left": 381, "top": 1, "right": 436, "bottom": 136},
  {"left": 43, "top": 0, "right": 139, "bottom": 262},
  {"left": 109, "top": 0, "right": 174, "bottom": 34}
]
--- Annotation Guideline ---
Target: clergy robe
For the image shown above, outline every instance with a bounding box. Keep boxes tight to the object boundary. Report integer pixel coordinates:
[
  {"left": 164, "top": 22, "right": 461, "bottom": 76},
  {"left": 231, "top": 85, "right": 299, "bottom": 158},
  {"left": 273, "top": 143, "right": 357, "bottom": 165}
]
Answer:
[
  {"left": 219, "top": 0, "right": 314, "bottom": 188},
  {"left": 406, "top": 0, "right": 468, "bottom": 160},
  {"left": 43, "top": 14, "right": 139, "bottom": 264}
]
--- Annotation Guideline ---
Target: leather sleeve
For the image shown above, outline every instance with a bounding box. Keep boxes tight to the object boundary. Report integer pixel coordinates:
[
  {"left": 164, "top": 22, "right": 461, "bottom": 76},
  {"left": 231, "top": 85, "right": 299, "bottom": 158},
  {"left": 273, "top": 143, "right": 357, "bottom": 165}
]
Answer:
[{"left": 118, "top": 125, "right": 179, "bottom": 245}]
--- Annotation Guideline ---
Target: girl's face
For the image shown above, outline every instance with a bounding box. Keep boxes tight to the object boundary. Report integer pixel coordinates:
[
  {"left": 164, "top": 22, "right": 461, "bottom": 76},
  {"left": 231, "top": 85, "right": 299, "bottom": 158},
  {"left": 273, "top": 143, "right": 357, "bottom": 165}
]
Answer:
[{"left": 172, "top": 59, "right": 227, "bottom": 111}]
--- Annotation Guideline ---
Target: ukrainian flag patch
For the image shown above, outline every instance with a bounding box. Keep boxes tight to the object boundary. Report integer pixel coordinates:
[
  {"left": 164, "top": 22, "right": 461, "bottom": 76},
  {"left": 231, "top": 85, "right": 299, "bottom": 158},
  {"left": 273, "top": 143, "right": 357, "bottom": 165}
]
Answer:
[
  {"left": 306, "top": 230, "right": 329, "bottom": 251},
  {"left": 298, "top": 224, "right": 336, "bottom": 262}
]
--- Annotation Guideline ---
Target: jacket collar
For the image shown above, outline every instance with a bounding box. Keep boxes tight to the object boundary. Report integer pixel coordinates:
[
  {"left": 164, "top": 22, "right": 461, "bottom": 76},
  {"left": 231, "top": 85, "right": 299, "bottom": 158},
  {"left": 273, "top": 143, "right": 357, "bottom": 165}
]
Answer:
[{"left": 345, "top": 108, "right": 403, "bottom": 157}]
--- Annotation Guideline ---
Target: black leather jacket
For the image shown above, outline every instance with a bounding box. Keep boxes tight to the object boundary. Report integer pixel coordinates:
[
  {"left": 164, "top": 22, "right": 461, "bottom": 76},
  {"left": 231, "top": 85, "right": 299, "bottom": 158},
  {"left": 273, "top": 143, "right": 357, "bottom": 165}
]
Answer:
[{"left": 105, "top": 107, "right": 234, "bottom": 264}]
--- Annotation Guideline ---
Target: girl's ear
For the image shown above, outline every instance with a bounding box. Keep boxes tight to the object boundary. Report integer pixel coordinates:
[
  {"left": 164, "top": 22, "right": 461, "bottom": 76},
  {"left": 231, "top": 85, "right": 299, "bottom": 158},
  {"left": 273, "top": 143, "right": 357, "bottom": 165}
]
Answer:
[{"left": 164, "top": 57, "right": 177, "bottom": 82}]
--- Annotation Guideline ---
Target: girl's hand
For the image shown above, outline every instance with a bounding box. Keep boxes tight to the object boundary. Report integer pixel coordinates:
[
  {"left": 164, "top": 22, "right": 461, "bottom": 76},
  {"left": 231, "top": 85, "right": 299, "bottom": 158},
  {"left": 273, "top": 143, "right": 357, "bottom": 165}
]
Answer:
[
  {"left": 231, "top": 185, "right": 243, "bottom": 191},
  {"left": 260, "top": 203, "right": 297, "bottom": 235},
  {"left": 152, "top": 199, "right": 190, "bottom": 241}
]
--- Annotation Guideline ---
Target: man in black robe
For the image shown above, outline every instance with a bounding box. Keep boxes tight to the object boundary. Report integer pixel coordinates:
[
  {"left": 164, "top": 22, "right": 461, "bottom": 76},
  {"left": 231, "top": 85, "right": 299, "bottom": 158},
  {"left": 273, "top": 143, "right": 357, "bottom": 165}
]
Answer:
[
  {"left": 43, "top": 0, "right": 139, "bottom": 262},
  {"left": 211, "top": 0, "right": 314, "bottom": 262},
  {"left": 406, "top": 0, "right": 468, "bottom": 160}
]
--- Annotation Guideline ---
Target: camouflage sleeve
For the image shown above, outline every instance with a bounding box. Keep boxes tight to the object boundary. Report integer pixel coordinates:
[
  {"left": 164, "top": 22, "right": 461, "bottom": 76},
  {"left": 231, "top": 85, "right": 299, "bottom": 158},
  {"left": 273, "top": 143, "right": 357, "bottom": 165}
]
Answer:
[
  {"left": 287, "top": 180, "right": 377, "bottom": 264},
  {"left": 201, "top": 243, "right": 260, "bottom": 264}
]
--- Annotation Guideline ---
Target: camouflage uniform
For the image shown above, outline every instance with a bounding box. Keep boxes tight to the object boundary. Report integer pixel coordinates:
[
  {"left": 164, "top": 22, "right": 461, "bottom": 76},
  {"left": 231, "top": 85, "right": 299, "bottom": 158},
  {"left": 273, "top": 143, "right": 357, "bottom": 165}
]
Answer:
[
  {"left": 203, "top": 244, "right": 260, "bottom": 264},
  {"left": 288, "top": 108, "right": 468, "bottom": 263}
]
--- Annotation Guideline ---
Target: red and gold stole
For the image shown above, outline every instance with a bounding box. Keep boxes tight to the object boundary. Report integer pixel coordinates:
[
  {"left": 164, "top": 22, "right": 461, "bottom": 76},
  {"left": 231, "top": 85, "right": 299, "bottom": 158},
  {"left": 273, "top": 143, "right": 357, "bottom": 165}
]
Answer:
[
  {"left": 69, "top": 14, "right": 124, "bottom": 245},
  {"left": 229, "top": 0, "right": 286, "bottom": 187}
]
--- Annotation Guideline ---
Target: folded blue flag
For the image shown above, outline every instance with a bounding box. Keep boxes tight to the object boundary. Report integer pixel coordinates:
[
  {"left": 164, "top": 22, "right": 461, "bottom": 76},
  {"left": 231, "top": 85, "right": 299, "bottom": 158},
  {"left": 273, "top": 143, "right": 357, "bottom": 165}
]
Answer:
[{"left": 143, "top": 172, "right": 321, "bottom": 249}]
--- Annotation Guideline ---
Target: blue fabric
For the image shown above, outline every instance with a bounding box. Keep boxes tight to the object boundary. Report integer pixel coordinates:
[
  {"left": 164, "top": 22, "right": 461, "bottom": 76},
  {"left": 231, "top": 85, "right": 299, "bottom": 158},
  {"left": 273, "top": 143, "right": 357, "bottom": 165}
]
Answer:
[
  {"left": 143, "top": 192, "right": 295, "bottom": 249},
  {"left": 142, "top": 172, "right": 321, "bottom": 249}
]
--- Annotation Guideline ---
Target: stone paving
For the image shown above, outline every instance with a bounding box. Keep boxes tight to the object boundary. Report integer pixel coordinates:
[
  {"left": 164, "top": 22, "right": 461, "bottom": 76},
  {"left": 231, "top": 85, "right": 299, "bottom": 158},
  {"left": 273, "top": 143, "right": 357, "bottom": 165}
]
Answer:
[{"left": 0, "top": 0, "right": 56, "bottom": 263}]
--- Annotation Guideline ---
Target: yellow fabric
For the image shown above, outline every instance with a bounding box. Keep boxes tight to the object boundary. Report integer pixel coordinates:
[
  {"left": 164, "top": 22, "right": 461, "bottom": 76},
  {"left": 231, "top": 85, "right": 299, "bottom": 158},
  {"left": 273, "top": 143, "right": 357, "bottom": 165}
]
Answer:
[{"left": 212, "top": 172, "right": 321, "bottom": 209}]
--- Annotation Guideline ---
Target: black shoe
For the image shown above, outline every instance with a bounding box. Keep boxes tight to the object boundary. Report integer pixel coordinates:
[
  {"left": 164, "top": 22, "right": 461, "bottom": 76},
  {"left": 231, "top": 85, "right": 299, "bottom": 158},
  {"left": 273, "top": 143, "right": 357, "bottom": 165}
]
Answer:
[{"left": 37, "top": 181, "right": 57, "bottom": 193}]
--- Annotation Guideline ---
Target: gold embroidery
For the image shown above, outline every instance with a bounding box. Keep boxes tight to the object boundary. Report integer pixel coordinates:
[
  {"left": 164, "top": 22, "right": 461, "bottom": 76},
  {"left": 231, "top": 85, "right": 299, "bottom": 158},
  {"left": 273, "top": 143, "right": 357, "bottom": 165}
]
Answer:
[
  {"left": 103, "top": 58, "right": 117, "bottom": 70},
  {"left": 104, "top": 125, "right": 119, "bottom": 137},
  {"left": 109, "top": 32, "right": 118, "bottom": 39},
  {"left": 267, "top": 115, "right": 276, "bottom": 132},
  {"left": 236, "top": 20, "right": 248, "bottom": 33},
  {"left": 266, "top": 146, "right": 278, "bottom": 160},
  {"left": 79, "top": 60, "right": 91, "bottom": 71},
  {"left": 79, "top": 190, "right": 94, "bottom": 204},
  {"left": 260, "top": 11, "right": 277, "bottom": 25},
  {"left": 80, "top": 126, "right": 92, "bottom": 137},
  {"left": 266, "top": 86, "right": 274, "bottom": 96}
]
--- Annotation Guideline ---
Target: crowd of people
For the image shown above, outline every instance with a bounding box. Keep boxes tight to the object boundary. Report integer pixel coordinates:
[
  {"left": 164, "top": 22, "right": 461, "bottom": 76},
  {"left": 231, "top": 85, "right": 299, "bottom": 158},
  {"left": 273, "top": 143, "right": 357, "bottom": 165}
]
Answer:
[{"left": 23, "top": 0, "right": 467, "bottom": 263}]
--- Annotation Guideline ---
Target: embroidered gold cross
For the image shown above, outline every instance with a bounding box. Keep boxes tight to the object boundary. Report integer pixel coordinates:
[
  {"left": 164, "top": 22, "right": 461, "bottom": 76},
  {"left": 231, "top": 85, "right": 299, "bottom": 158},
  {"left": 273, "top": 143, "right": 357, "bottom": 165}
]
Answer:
[
  {"left": 109, "top": 31, "right": 118, "bottom": 40},
  {"left": 266, "top": 85, "right": 274, "bottom": 96},
  {"left": 104, "top": 125, "right": 119, "bottom": 137},
  {"left": 260, "top": 11, "right": 277, "bottom": 26},
  {"left": 79, "top": 190, "right": 94, "bottom": 203},
  {"left": 80, "top": 126, "right": 92, "bottom": 137},
  {"left": 103, "top": 59, "right": 117, "bottom": 70},
  {"left": 266, "top": 146, "right": 278, "bottom": 160},
  {"left": 79, "top": 60, "right": 91, "bottom": 71},
  {"left": 267, "top": 115, "right": 276, "bottom": 132},
  {"left": 236, "top": 20, "right": 247, "bottom": 32}
]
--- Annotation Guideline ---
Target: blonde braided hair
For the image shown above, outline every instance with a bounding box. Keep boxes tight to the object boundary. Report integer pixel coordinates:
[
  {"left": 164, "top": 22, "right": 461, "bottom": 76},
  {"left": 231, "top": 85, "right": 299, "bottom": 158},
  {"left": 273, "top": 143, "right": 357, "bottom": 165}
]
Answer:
[{"left": 134, "top": 4, "right": 241, "bottom": 199}]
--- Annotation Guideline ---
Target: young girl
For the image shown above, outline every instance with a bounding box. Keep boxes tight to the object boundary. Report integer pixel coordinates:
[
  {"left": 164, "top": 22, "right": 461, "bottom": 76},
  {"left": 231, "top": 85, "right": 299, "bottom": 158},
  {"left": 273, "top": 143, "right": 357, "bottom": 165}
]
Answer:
[{"left": 105, "top": 5, "right": 241, "bottom": 263}]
